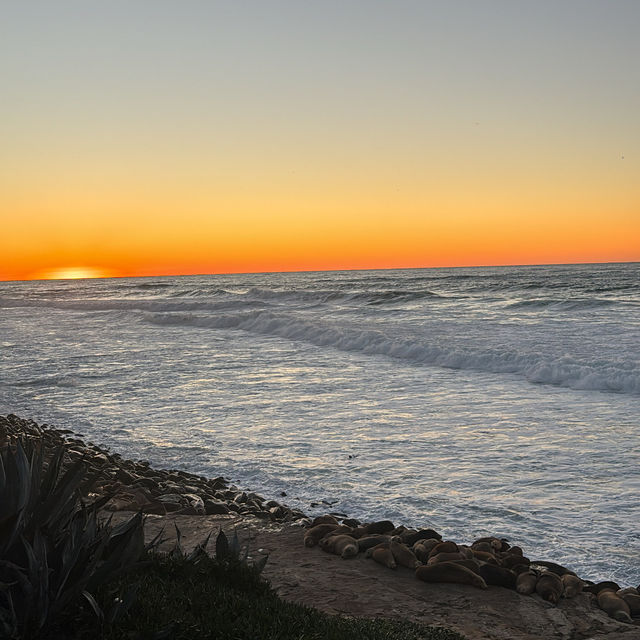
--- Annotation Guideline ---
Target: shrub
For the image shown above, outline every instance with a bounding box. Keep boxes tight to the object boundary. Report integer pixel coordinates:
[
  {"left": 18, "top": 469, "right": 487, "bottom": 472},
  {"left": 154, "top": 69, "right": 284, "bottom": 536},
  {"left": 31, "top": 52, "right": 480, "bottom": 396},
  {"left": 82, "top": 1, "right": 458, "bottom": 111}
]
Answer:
[{"left": 0, "top": 438, "right": 147, "bottom": 639}]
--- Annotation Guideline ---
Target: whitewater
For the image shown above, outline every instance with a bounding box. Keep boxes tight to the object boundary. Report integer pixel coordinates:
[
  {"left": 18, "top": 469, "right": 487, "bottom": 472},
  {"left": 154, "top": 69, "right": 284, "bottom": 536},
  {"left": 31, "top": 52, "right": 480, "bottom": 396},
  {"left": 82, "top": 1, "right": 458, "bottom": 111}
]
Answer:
[{"left": 1, "top": 262, "right": 639, "bottom": 585}]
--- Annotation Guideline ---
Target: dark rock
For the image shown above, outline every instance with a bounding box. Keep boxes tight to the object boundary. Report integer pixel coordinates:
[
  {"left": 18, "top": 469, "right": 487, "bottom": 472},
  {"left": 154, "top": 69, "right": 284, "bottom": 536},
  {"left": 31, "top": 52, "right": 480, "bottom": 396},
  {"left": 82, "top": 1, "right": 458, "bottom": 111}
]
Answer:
[
  {"left": 157, "top": 493, "right": 185, "bottom": 505},
  {"left": 204, "top": 500, "right": 230, "bottom": 515},
  {"left": 116, "top": 469, "right": 137, "bottom": 484},
  {"left": 131, "top": 476, "right": 158, "bottom": 490},
  {"left": 183, "top": 493, "right": 205, "bottom": 514},
  {"left": 341, "top": 518, "right": 361, "bottom": 528}
]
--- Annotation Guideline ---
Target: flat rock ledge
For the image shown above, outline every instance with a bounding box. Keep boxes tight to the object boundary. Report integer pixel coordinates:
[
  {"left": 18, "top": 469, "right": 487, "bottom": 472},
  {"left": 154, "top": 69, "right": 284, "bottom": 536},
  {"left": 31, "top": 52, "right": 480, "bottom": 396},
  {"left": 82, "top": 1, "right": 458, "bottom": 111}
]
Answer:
[{"left": 2, "top": 414, "right": 638, "bottom": 640}]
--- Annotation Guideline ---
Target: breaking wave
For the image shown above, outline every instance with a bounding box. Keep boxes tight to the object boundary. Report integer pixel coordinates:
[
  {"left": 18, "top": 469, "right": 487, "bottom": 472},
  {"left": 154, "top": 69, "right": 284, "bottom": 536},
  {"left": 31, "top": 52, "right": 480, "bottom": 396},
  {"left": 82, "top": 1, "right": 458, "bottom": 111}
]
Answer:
[{"left": 144, "top": 309, "right": 640, "bottom": 395}]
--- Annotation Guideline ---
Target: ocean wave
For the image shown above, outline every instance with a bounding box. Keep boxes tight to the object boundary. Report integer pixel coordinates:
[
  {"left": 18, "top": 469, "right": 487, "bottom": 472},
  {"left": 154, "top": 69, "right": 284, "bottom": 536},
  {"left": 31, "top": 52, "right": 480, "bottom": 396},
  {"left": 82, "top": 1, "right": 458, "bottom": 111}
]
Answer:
[
  {"left": 0, "top": 287, "right": 447, "bottom": 311},
  {"left": 0, "top": 296, "right": 270, "bottom": 313},
  {"left": 12, "top": 374, "right": 81, "bottom": 388},
  {"left": 504, "top": 298, "right": 630, "bottom": 311},
  {"left": 143, "top": 309, "right": 640, "bottom": 395}
]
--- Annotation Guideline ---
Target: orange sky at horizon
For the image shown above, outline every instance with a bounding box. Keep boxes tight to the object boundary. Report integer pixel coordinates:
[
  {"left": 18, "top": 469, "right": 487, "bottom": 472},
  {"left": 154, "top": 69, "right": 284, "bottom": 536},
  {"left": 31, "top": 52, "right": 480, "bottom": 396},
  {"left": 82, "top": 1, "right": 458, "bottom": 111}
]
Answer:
[{"left": 1, "top": 2, "right": 638, "bottom": 282}]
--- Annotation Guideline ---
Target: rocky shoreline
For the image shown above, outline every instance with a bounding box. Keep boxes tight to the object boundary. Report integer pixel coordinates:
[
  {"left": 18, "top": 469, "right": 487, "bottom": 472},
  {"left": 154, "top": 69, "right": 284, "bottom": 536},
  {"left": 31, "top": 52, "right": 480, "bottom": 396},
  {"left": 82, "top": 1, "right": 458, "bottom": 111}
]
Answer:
[
  {"left": 0, "top": 413, "right": 307, "bottom": 523},
  {"left": 3, "top": 413, "right": 639, "bottom": 639}
]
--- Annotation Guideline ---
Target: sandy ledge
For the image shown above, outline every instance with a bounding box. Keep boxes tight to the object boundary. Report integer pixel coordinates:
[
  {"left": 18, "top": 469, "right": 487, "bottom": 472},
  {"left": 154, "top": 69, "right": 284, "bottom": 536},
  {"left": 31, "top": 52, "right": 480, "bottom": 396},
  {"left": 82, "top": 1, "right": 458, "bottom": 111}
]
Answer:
[{"left": 2, "top": 414, "right": 639, "bottom": 640}]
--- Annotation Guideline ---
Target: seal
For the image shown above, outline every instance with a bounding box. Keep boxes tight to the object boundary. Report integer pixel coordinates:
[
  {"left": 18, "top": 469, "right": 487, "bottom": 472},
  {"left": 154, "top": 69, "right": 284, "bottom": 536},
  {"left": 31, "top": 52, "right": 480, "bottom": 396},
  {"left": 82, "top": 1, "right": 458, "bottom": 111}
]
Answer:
[
  {"left": 472, "top": 550, "right": 499, "bottom": 565},
  {"left": 304, "top": 523, "right": 338, "bottom": 547},
  {"left": 449, "top": 559, "right": 482, "bottom": 575},
  {"left": 457, "top": 545, "right": 475, "bottom": 559},
  {"left": 597, "top": 589, "right": 633, "bottom": 623},
  {"left": 472, "top": 537, "right": 507, "bottom": 552},
  {"left": 516, "top": 570, "right": 539, "bottom": 595},
  {"left": 371, "top": 545, "right": 397, "bottom": 569},
  {"left": 357, "top": 535, "right": 391, "bottom": 552},
  {"left": 427, "top": 551, "right": 467, "bottom": 565},
  {"left": 511, "top": 563, "right": 534, "bottom": 576},
  {"left": 413, "top": 538, "right": 440, "bottom": 555},
  {"left": 319, "top": 534, "right": 359, "bottom": 559},
  {"left": 583, "top": 580, "right": 622, "bottom": 595},
  {"left": 500, "top": 554, "right": 530, "bottom": 570},
  {"left": 390, "top": 540, "right": 420, "bottom": 569},
  {"left": 400, "top": 528, "right": 442, "bottom": 546},
  {"left": 529, "top": 560, "right": 577, "bottom": 577},
  {"left": 504, "top": 545, "right": 523, "bottom": 557},
  {"left": 360, "top": 520, "right": 395, "bottom": 536},
  {"left": 471, "top": 541, "right": 494, "bottom": 554},
  {"left": 561, "top": 574, "right": 584, "bottom": 598},
  {"left": 478, "top": 564, "right": 517, "bottom": 590},
  {"left": 428, "top": 541, "right": 459, "bottom": 558},
  {"left": 311, "top": 515, "right": 339, "bottom": 527},
  {"left": 535, "top": 571, "right": 563, "bottom": 604},
  {"left": 617, "top": 590, "right": 640, "bottom": 617},
  {"left": 416, "top": 562, "right": 487, "bottom": 589}
]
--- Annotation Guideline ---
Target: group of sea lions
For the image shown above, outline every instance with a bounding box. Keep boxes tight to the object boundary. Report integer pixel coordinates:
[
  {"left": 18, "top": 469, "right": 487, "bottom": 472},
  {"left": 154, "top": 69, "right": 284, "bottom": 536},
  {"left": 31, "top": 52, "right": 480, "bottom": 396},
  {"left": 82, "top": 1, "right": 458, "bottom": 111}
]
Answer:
[{"left": 303, "top": 515, "right": 640, "bottom": 625}]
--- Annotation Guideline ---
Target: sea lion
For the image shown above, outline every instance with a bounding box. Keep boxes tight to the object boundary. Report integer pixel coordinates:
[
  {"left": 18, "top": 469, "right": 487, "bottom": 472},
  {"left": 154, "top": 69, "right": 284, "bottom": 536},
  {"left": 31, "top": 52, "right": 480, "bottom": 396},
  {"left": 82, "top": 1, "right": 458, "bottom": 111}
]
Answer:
[
  {"left": 500, "top": 554, "right": 530, "bottom": 570},
  {"left": 390, "top": 540, "right": 420, "bottom": 569},
  {"left": 516, "top": 570, "right": 539, "bottom": 595},
  {"left": 365, "top": 542, "right": 387, "bottom": 558},
  {"left": 371, "top": 545, "right": 397, "bottom": 569},
  {"left": 536, "top": 572, "right": 563, "bottom": 604},
  {"left": 400, "top": 528, "right": 442, "bottom": 546},
  {"left": 473, "top": 537, "right": 506, "bottom": 552},
  {"left": 328, "top": 524, "right": 355, "bottom": 537},
  {"left": 357, "top": 535, "right": 391, "bottom": 552},
  {"left": 478, "top": 564, "right": 517, "bottom": 590},
  {"left": 504, "top": 545, "right": 523, "bottom": 557},
  {"left": 428, "top": 541, "right": 459, "bottom": 558},
  {"left": 450, "top": 559, "right": 482, "bottom": 575},
  {"left": 511, "top": 563, "right": 534, "bottom": 576},
  {"left": 618, "top": 592, "right": 640, "bottom": 617},
  {"left": 457, "top": 545, "right": 475, "bottom": 559},
  {"left": 412, "top": 542, "right": 430, "bottom": 563},
  {"left": 597, "top": 590, "right": 633, "bottom": 623},
  {"left": 617, "top": 587, "right": 639, "bottom": 597},
  {"left": 471, "top": 542, "right": 493, "bottom": 554},
  {"left": 304, "top": 523, "right": 338, "bottom": 547},
  {"left": 583, "top": 581, "right": 622, "bottom": 595},
  {"left": 529, "top": 560, "right": 577, "bottom": 577},
  {"left": 427, "top": 551, "right": 467, "bottom": 565},
  {"left": 319, "top": 534, "right": 358, "bottom": 559},
  {"left": 561, "top": 574, "right": 584, "bottom": 598},
  {"left": 413, "top": 538, "right": 440, "bottom": 555},
  {"left": 362, "top": 520, "right": 395, "bottom": 535},
  {"left": 311, "top": 515, "right": 339, "bottom": 527},
  {"left": 390, "top": 525, "right": 409, "bottom": 536},
  {"left": 341, "top": 518, "right": 360, "bottom": 528},
  {"left": 416, "top": 562, "right": 487, "bottom": 589},
  {"left": 472, "top": 550, "right": 499, "bottom": 565}
]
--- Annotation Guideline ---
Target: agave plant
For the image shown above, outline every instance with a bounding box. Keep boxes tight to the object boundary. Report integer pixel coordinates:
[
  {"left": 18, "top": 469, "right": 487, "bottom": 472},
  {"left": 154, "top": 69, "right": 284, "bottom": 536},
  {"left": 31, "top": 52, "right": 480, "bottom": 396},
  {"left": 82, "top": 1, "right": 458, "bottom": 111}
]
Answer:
[{"left": 0, "top": 437, "right": 147, "bottom": 639}]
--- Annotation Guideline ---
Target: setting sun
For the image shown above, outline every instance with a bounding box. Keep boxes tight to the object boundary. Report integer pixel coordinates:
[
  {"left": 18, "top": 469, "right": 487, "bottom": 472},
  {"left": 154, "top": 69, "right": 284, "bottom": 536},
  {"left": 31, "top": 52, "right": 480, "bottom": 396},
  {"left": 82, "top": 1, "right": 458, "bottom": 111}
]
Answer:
[{"left": 33, "top": 267, "right": 116, "bottom": 281}]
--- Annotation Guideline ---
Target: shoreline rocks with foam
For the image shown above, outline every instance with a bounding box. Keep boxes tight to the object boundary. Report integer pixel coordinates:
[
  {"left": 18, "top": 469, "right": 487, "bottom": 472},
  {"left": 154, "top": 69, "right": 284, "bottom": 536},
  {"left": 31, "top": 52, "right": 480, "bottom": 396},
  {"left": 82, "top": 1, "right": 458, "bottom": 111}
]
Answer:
[{"left": 0, "top": 414, "right": 306, "bottom": 523}]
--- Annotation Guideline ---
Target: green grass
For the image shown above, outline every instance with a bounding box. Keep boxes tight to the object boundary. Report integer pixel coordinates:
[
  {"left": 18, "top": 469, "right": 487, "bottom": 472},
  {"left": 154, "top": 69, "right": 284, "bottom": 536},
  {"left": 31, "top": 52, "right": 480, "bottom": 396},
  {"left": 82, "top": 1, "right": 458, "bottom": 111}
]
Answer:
[{"left": 54, "top": 552, "right": 465, "bottom": 640}]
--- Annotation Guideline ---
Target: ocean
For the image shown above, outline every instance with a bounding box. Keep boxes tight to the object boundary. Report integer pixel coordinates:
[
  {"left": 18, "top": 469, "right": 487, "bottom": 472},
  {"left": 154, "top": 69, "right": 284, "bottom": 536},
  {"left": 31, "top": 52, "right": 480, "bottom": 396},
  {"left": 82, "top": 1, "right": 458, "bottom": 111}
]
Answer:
[{"left": 1, "top": 262, "right": 638, "bottom": 585}]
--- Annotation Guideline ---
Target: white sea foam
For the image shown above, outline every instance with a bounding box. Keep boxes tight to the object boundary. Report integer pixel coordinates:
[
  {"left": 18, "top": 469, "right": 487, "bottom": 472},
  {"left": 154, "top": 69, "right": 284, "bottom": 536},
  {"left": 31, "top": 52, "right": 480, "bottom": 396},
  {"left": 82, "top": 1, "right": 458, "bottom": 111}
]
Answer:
[{"left": 143, "top": 308, "right": 640, "bottom": 395}]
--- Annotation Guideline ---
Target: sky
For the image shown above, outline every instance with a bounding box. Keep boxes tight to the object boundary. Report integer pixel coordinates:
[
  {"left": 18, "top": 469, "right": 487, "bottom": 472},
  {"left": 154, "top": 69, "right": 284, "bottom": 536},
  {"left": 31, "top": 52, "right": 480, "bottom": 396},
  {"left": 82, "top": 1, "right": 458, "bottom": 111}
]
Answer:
[{"left": 1, "top": 0, "right": 639, "bottom": 280}]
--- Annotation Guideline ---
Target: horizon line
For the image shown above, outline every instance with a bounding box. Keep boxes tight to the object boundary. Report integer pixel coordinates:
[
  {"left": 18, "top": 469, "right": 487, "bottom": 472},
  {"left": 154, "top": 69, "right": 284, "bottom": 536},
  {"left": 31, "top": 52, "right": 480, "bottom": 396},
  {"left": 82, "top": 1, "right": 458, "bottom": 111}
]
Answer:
[{"left": 2, "top": 259, "right": 638, "bottom": 283}]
